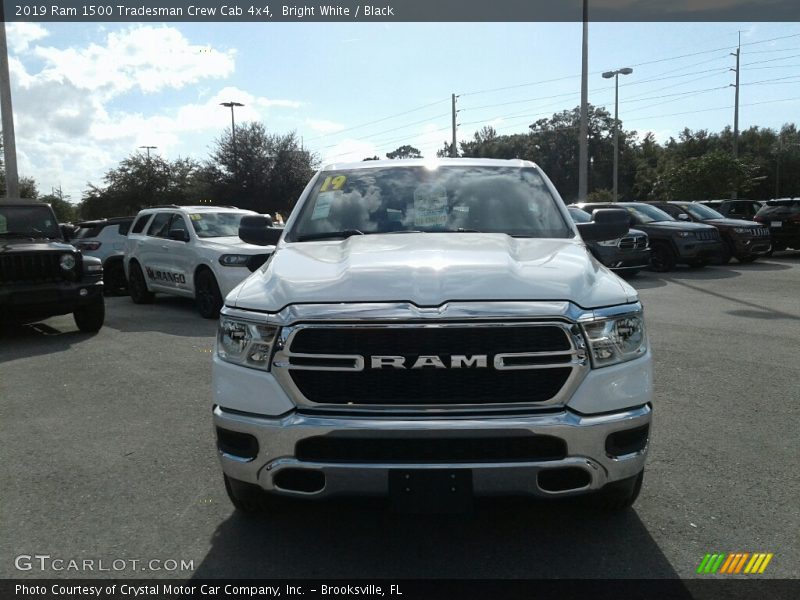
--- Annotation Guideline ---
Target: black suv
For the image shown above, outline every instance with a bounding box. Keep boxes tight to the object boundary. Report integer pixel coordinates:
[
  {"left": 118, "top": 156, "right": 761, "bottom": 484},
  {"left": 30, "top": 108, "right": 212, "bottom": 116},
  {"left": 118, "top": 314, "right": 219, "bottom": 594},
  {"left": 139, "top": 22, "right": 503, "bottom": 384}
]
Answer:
[
  {"left": 754, "top": 199, "right": 800, "bottom": 251},
  {"left": 0, "top": 202, "right": 105, "bottom": 331},
  {"left": 649, "top": 201, "right": 771, "bottom": 263},
  {"left": 575, "top": 202, "right": 724, "bottom": 271}
]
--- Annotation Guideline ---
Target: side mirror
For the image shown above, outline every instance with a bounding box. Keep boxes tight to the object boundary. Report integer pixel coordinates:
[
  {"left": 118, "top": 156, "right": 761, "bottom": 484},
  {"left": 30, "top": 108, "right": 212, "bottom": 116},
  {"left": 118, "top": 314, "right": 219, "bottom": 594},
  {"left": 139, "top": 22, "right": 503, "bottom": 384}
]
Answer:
[
  {"left": 60, "top": 224, "right": 73, "bottom": 242},
  {"left": 168, "top": 229, "right": 189, "bottom": 242},
  {"left": 678, "top": 213, "right": 690, "bottom": 221},
  {"left": 576, "top": 209, "right": 629, "bottom": 242},
  {"left": 239, "top": 215, "right": 281, "bottom": 246}
]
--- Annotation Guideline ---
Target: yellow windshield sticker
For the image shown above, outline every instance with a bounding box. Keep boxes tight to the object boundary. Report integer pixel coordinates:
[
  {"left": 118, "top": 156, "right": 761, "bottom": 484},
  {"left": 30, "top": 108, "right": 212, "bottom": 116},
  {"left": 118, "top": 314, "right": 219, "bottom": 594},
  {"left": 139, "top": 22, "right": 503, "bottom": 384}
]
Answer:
[
  {"left": 189, "top": 213, "right": 202, "bottom": 221},
  {"left": 319, "top": 175, "right": 347, "bottom": 192}
]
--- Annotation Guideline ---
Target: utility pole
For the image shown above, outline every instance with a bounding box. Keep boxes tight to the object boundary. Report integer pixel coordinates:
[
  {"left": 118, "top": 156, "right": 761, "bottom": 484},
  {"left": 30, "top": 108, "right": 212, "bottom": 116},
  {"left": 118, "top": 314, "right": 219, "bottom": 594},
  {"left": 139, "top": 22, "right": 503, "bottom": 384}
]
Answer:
[
  {"left": 578, "top": 0, "right": 589, "bottom": 202},
  {"left": 139, "top": 145, "right": 156, "bottom": 159},
  {"left": 731, "top": 32, "right": 741, "bottom": 199},
  {"left": 451, "top": 93, "right": 458, "bottom": 157},
  {"left": 0, "top": 15, "right": 20, "bottom": 201}
]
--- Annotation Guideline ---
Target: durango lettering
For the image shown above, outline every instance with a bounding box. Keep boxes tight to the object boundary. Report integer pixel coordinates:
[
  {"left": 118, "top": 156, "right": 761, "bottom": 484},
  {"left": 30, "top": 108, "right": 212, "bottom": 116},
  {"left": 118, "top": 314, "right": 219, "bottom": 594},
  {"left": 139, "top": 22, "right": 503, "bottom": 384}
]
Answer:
[{"left": 370, "top": 355, "right": 489, "bottom": 369}]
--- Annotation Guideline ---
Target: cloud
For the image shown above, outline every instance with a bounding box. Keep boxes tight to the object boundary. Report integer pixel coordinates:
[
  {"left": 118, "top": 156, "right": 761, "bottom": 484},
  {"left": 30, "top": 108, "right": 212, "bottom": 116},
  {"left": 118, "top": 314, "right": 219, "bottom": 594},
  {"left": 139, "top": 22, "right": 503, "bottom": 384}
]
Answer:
[
  {"left": 305, "top": 118, "right": 346, "bottom": 134},
  {"left": 31, "top": 26, "right": 236, "bottom": 99},
  {"left": 6, "top": 23, "right": 49, "bottom": 53}
]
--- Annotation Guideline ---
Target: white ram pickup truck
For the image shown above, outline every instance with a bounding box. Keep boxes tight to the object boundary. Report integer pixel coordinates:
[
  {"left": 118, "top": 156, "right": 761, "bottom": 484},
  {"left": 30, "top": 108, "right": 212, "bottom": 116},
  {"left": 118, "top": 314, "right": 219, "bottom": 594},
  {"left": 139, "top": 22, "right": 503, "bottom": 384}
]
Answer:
[{"left": 212, "top": 158, "right": 653, "bottom": 512}]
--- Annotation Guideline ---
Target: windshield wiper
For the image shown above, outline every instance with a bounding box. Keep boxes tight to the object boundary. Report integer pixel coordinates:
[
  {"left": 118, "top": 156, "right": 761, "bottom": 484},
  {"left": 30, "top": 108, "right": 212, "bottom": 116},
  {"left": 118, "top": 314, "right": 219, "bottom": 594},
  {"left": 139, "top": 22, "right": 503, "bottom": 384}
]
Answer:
[{"left": 295, "top": 229, "right": 365, "bottom": 242}]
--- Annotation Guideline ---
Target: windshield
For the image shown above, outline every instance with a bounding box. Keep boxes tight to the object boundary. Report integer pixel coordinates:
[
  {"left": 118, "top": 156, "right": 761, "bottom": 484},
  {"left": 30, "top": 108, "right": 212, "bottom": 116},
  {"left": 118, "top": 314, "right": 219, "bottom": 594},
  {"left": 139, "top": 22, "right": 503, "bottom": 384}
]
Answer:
[
  {"left": 288, "top": 166, "right": 572, "bottom": 241},
  {"left": 0, "top": 206, "right": 61, "bottom": 239},
  {"left": 624, "top": 204, "right": 675, "bottom": 224},
  {"left": 681, "top": 203, "right": 725, "bottom": 220},
  {"left": 189, "top": 212, "right": 248, "bottom": 238}
]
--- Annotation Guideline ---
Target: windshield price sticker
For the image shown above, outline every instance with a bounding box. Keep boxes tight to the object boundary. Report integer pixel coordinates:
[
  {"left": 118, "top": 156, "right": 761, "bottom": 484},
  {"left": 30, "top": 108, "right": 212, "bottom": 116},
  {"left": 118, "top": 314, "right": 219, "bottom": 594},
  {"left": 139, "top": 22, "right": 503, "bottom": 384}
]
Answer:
[
  {"left": 413, "top": 183, "right": 448, "bottom": 227},
  {"left": 312, "top": 191, "right": 338, "bottom": 220},
  {"left": 319, "top": 175, "right": 347, "bottom": 192},
  {"left": 189, "top": 214, "right": 203, "bottom": 221}
]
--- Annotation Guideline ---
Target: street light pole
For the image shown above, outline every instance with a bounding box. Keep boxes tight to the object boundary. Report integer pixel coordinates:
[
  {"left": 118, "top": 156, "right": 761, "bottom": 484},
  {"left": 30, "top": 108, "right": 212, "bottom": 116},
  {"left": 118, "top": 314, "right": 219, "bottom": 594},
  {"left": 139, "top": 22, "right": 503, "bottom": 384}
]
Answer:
[
  {"left": 602, "top": 67, "right": 633, "bottom": 202},
  {"left": 220, "top": 101, "right": 244, "bottom": 153},
  {"left": 0, "top": 16, "right": 19, "bottom": 200},
  {"left": 578, "top": 0, "right": 589, "bottom": 202}
]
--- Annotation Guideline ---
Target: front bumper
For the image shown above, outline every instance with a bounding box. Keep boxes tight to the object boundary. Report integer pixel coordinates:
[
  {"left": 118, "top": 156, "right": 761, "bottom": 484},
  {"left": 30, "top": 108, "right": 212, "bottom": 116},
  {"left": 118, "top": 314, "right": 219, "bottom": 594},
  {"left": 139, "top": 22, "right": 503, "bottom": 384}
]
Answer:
[
  {"left": 730, "top": 235, "right": 771, "bottom": 258},
  {"left": 595, "top": 246, "right": 651, "bottom": 271},
  {"left": 213, "top": 404, "right": 651, "bottom": 500},
  {"left": 0, "top": 279, "right": 103, "bottom": 320},
  {"left": 674, "top": 239, "right": 725, "bottom": 263}
]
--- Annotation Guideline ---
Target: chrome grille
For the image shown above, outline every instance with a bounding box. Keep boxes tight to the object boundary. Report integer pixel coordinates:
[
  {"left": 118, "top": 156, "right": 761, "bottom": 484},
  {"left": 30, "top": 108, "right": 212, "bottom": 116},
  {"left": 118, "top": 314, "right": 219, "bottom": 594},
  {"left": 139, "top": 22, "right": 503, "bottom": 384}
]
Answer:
[
  {"left": 695, "top": 229, "right": 720, "bottom": 241},
  {"left": 272, "top": 322, "right": 587, "bottom": 410},
  {"left": 751, "top": 227, "right": 770, "bottom": 237},
  {"left": 618, "top": 235, "right": 648, "bottom": 250}
]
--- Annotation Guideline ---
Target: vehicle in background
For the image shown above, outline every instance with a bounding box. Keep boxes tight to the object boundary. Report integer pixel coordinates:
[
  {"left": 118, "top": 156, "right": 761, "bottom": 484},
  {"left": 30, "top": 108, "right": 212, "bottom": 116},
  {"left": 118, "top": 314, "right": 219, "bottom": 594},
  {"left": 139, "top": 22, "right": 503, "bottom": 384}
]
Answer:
[
  {"left": 698, "top": 199, "right": 765, "bottom": 221},
  {"left": 73, "top": 217, "right": 134, "bottom": 295},
  {"left": 754, "top": 199, "right": 800, "bottom": 252},
  {"left": 0, "top": 202, "right": 104, "bottom": 332},
  {"left": 567, "top": 206, "right": 650, "bottom": 276},
  {"left": 647, "top": 201, "right": 770, "bottom": 264},
  {"left": 123, "top": 205, "right": 275, "bottom": 318},
  {"left": 574, "top": 202, "right": 724, "bottom": 272}
]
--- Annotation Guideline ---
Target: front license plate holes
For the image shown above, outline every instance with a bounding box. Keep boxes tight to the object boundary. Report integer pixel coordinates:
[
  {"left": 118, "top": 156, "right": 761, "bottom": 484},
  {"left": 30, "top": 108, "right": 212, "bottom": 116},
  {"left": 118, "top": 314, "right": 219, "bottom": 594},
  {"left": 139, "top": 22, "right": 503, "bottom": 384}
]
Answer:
[{"left": 389, "top": 469, "right": 473, "bottom": 513}]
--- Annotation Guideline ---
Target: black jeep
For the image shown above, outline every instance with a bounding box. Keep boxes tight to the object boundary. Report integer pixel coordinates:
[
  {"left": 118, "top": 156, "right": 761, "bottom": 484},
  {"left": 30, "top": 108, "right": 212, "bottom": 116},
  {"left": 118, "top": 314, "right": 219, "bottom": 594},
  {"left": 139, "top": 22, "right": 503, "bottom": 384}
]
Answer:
[{"left": 0, "top": 202, "right": 105, "bottom": 332}]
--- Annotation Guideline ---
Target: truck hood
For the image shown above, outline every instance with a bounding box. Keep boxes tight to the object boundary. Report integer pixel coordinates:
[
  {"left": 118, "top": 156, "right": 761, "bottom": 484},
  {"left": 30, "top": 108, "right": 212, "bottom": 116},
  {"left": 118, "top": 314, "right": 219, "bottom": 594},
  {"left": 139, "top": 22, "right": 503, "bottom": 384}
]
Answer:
[
  {"left": 0, "top": 240, "right": 74, "bottom": 253},
  {"left": 639, "top": 220, "right": 717, "bottom": 232},
  {"left": 230, "top": 233, "right": 637, "bottom": 311}
]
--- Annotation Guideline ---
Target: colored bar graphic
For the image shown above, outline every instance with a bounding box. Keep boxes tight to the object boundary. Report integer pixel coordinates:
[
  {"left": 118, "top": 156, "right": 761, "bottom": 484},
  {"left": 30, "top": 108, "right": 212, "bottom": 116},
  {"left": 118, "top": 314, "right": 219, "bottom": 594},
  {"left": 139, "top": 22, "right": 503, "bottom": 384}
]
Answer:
[{"left": 700, "top": 552, "right": 774, "bottom": 575}]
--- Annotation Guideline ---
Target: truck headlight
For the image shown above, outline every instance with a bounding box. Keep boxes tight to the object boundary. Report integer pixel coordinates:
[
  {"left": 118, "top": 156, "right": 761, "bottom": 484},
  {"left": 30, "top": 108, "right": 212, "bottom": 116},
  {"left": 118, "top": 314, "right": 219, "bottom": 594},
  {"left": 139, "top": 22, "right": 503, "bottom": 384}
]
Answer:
[
  {"left": 219, "top": 254, "right": 251, "bottom": 267},
  {"left": 732, "top": 227, "right": 751, "bottom": 234},
  {"left": 597, "top": 239, "right": 619, "bottom": 247},
  {"left": 59, "top": 253, "right": 76, "bottom": 270},
  {"left": 217, "top": 317, "right": 279, "bottom": 371},
  {"left": 675, "top": 231, "right": 694, "bottom": 238},
  {"left": 582, "top": 313, "right": 647, "bottom": 368}
]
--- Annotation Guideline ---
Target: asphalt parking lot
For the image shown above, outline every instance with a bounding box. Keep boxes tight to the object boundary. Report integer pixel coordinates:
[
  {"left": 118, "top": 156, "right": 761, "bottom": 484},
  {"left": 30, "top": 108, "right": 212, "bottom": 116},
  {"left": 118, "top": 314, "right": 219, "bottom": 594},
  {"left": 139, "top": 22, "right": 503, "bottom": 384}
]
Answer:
[{"left": 1, "top": 253, "right": 799, "bottom": 580}]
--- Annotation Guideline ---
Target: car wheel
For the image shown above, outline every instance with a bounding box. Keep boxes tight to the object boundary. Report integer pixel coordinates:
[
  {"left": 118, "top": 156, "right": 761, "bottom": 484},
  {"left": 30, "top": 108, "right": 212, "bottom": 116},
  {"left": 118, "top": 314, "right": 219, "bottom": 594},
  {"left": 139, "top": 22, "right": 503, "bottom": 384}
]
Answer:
[
  {"left": 224, "top": 475, "right": 282, "bottom": 515},
  {"left": 716, "top": 241, "right": 733, "bottom": 265},
  {"left": 648, "top": 243, "right": 676, "bottom": 272},
  {"left": 73, "top": 296, "right": 105, "bottom": 333},
  {"left": 591, "top": 470, "right": 644, "bottom": 511},
  {"left": 195, "top": 269, "right": 223, "bottom": 319},
  {"left": 128, "top": 263, "right": 155, "bottom": 304}
]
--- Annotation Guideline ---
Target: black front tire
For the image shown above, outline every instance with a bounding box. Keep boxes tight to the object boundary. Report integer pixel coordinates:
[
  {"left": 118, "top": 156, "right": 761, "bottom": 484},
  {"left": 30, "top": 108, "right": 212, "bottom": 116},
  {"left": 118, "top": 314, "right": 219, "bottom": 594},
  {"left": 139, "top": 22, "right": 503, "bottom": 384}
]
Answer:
[
  {"left": 104, "top": 260, "right": 128, "bottom": 296},
  {"left": 195, "top": 270, "right": 223, "bottom": 319},
  {"left": 128, "top": 263, "right": 155, "bottom": 304},
  {"left": 592, "top": 471, "right": 644, "bottom": 511},
  {"left": 73, "top": 296, "right": 105, "bottom": 333},
  {"left": 649, "top": 243, "right": 676, "bottom": 272}
]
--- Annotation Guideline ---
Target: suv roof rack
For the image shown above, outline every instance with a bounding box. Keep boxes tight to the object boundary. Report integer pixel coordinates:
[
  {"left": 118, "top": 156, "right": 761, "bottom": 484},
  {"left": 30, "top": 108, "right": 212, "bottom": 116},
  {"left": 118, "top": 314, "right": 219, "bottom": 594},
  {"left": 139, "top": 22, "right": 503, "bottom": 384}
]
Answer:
[{"left": 144, "top": 204, "right": 181, "bottom": 209}]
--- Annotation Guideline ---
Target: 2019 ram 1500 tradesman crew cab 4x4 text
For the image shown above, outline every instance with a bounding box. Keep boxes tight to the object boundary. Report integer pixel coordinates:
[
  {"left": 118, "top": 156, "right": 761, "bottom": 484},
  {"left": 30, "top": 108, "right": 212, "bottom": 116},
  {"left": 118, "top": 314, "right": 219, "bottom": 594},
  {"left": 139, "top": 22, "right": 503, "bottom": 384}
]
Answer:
[{"left": 212, "top": 159, "right": 653, "bottom": 512}]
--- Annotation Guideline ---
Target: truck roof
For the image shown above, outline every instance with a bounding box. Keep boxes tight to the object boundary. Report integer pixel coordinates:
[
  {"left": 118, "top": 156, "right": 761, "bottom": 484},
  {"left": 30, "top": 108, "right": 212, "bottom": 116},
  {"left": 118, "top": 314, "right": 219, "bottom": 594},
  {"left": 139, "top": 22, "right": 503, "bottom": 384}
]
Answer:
[{"left": 320, "top": 157, "right": 541, "bottom": 171}]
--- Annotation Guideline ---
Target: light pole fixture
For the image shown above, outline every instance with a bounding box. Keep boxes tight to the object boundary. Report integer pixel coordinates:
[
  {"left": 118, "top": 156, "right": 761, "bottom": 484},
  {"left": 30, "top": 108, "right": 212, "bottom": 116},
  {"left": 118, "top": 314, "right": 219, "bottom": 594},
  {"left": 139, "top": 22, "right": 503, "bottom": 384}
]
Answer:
[
  {"left": 602, "top": 67, "right": 633, "bottom": 202},
  {"left": 220, "top": 101, "right": 244, "bottom": 150}
]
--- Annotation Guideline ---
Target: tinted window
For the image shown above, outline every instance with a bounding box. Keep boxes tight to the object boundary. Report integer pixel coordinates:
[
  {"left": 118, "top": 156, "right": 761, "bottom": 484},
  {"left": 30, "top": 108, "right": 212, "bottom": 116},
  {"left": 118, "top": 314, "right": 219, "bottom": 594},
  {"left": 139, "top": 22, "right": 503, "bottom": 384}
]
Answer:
[
  {"left": 169, "top": 215, "right": 189, "bottom": 237},
  {"left": 757, "top": 200, "right": 800, "bottom": 218},
  {"left": 658, "top": 204, "right": 683, "bottom": 218},
  {"left": 74, "top": 224, "right": 101, "bottom": 238},
  {"left": 147, "top": 213, "right": 172, "bottom": 237},
  {"left": 568, "top": 207, "right": 591, "bottom": 223},
  {"left": 131, "top": 214, "right": 151, "bottom": 234},
  {"left": 117, "top": 220, "right": 132, "bottom": 236},
  {"left": 289, "top": 166, "right": 572, "bottom": 240},
  {"left": 622, "top": 204, "right": 675, "bottom": 224},
  {"left": 682, "top": 203, "right": 725, "bottom": 220}
]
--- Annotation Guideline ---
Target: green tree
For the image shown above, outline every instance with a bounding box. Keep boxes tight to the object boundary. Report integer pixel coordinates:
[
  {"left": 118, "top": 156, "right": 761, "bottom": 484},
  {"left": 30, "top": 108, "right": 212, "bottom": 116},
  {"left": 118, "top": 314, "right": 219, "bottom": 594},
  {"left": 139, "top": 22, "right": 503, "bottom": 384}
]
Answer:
[
  {"left": 662, "top": 150, "right": 761, "bottom": 199},
  {"left": 386, "top": 145, "right": 422, "bottom": 159},
  {"left": 39, "top": 188, "right": 77, "bottom": 222}
]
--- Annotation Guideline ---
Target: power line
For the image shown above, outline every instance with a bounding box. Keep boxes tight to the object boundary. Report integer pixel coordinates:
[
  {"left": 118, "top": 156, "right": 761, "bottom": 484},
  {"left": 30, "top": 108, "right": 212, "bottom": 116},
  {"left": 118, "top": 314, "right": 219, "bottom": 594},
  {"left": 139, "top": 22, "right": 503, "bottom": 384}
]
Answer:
[{"left": 318, "top": 112, "right": 451, "bottom": 150}]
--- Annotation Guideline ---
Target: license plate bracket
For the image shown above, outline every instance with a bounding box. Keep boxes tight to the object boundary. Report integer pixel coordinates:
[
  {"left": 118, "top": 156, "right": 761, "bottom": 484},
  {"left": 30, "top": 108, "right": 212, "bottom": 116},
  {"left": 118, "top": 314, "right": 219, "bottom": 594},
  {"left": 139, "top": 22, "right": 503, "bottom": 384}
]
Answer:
[{"left": 389, "top": 469, "right": 473, "bottom": 513}]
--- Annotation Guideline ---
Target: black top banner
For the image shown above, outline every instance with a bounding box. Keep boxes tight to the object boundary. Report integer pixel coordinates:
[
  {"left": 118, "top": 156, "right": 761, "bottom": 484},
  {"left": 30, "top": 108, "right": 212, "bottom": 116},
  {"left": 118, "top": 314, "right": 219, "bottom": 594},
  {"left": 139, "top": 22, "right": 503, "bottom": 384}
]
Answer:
[{"left": 3, "top": 0, "right": 800, "bottom": 22}]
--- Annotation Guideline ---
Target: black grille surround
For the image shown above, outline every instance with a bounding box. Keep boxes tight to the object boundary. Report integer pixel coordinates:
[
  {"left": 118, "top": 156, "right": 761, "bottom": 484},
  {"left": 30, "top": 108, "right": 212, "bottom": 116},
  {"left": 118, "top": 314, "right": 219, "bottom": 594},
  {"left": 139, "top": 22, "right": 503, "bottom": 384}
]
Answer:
[
  {"left": 0, "top": 252, "right": 74, "bottom": 285},
  {"left": 276, "top": 323, "right": 584, "bottom": 409},
  {"left": 695, "top": 229, "right": 720, "bottom": 241}
]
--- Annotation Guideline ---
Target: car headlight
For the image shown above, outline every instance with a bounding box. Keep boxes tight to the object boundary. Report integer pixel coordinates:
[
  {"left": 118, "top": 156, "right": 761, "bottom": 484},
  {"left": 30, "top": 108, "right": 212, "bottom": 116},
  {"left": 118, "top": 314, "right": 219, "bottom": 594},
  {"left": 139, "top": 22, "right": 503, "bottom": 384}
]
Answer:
[
  {"left": 597, "top": 239, "right": 619, "bottom": 247},
  {"left": 219, "top": 254, "right": 251, "bottom": 267},
  {"left": 675, "top": 231, "right": 694, "bottom": 238},
  {"left": 59, "top": 253, "right": 76, "bottom": 270},
  {"left": 582, "top": 313, "right": 647, "bottom": 368},
  {"left": 217, "top": 317, "right": 279, "bottom": 371},
  {"left": 732, "top": 227, "right": 751, "bottom": 234}
]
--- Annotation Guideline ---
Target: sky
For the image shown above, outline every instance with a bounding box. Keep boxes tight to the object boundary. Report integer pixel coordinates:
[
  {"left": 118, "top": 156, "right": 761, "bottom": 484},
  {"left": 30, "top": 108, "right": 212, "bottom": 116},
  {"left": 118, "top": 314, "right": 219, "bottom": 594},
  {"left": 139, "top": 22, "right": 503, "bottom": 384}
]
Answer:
[{"left": 5, "top": 20, "right": 800, "bottom": 204}]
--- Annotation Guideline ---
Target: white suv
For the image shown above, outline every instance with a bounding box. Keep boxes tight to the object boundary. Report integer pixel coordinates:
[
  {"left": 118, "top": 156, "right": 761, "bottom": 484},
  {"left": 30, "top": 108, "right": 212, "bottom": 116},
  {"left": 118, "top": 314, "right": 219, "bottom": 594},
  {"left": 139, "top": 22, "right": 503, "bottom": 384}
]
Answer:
[{"left": 123, "top": 205, "right": 274, "bottom": 318}]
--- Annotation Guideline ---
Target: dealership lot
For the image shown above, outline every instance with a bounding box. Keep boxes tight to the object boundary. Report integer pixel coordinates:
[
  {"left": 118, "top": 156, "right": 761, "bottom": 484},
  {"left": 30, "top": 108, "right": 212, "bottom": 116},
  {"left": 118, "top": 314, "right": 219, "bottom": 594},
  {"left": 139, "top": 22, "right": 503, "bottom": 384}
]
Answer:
[{"left": 1, "top": 254, "right": 798, "bottom": 579}]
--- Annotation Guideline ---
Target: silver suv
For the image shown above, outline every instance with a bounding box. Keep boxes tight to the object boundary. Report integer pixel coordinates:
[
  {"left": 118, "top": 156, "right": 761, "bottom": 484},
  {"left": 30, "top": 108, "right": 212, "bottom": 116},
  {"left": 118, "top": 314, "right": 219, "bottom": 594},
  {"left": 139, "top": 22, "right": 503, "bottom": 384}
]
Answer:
[{"left": 123, "top": 205, "right": 274, "bottom": 318}]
